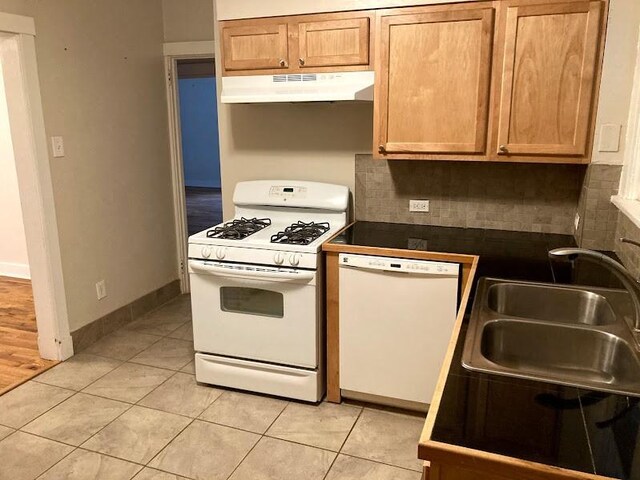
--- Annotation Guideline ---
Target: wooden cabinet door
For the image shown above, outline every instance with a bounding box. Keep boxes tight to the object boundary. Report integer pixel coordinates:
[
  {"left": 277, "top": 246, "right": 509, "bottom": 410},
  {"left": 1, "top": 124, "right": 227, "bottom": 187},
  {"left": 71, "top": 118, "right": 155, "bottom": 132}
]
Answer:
[
  {"left": 496, "top": 1, "right": 602, "bottom": 157},
  {"left": 222, "top": 23, "right": 289, "bottom": 72},
  {"left": 375, "top": 7, "right": 494, "bottom": 156},
  {"left": 297, "top": 17, "right": 370, "bottom": 68}
]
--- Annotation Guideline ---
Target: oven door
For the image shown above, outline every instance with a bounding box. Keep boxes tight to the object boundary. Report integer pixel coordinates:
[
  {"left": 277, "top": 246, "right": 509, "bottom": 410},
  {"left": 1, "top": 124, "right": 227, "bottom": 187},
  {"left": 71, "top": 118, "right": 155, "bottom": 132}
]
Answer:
[{"left": 189, "top": 259, "right": 318, "bottom": 369}]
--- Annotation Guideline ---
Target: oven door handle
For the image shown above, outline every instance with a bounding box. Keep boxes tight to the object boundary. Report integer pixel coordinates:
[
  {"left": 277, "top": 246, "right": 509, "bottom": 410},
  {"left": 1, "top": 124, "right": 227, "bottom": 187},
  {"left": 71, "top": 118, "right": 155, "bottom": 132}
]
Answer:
[{"left": 189, "top": 261, "right": 315, "bottom": 282}]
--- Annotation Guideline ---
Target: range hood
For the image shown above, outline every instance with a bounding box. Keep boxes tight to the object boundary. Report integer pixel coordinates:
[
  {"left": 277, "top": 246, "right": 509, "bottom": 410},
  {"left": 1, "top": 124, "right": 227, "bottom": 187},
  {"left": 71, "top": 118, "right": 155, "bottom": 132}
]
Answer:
[{"left": 220, "top": 71, "right": 374, "bottom": 104}]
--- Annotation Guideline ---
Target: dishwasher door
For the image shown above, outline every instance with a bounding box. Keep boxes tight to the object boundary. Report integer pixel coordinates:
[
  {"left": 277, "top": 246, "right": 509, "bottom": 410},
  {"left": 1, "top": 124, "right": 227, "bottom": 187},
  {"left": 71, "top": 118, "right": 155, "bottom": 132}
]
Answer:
[{"left": 338, "top": 253, "right": 459, "bottom": 406}]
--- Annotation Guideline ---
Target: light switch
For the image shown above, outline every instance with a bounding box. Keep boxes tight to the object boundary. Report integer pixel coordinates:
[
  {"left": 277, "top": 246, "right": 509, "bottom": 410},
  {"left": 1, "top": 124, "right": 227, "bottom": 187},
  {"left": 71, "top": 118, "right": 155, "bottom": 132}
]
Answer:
[
  {"left": 598, "top": 124, "right": 621, "bottom": 152},
  {"left": 51, "top": 136, "right": 65, "bottom": 157}
]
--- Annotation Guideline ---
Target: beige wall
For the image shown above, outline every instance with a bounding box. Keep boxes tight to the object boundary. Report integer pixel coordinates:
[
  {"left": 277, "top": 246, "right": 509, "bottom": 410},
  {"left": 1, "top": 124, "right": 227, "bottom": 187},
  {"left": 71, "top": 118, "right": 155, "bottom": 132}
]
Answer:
[
  {"left": 0, "top": 0, "right": 34, "bottom": 17},
  {"left": 0, "top": 59, "right": 29, "bottom": 278},
  {"left": 0, "top": 0, "right": 178, "bottom": 332},
  {"left": 162, "top": 0, "right": 214, "bottom": 42},
  {"left": 591, "top": 0, "right": 640, "bottom": 165},
  {"left": 216, "top": 103, "right": 372, "bottom": 217}
]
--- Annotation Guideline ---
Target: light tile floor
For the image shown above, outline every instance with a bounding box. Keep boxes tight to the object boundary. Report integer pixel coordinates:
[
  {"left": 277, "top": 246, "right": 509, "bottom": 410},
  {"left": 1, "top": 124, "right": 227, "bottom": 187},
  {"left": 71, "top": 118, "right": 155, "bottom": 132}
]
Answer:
[{"left": 0, "top": 295, "right": 425, "bottom": 480}]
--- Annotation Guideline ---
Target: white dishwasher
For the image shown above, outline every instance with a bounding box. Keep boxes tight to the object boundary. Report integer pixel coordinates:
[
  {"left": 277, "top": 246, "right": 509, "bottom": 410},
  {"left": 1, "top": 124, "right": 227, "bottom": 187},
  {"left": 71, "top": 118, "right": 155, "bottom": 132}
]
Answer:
[{"left": 338, "top": 253, "right": 459, "bottom": 410}]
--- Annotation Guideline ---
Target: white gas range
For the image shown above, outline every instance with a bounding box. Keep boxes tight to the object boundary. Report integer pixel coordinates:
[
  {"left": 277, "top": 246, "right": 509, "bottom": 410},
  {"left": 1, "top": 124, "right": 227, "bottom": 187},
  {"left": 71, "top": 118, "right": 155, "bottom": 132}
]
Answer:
[{"left": 188, "top": 180, "right": 349, "bottom": 402}]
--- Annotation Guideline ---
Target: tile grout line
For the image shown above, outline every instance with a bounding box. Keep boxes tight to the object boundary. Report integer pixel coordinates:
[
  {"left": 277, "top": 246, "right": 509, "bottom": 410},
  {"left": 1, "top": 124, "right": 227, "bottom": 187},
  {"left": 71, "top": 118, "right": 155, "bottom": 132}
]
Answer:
[
  {"left": 144, "top": 417, "right": 197, "bottom": 474},
  {"left": 6, "top": 386, "right": 78, "bottom": 432},
  {"left": 134, "top": 369, "right": 184, "bottom": 409},
  {"left": 32, "top": 356, "right": 128, "bottom": 391},
  {"left": 78, "top": 403, "right": 193, "bottom": 472},
  {"left": 320, "top": 404, "right": 365, "bottom": 480},
  {"left": 32, "top": 444, "right": 80, "bottom": 480},
  {"left": 32, "top": 394, "right": 202, "bottom": 479},
  {"left": 82, "top": 329, "right": 166, "bottom": 357},
  {"left": 338, "top": 451, "right": 426, "bottom": 474},
  {"left": 220, "top": 397, "right": 291, "bottom": 480},
  {"left": 223, "top": 427, "right": 263, "bottom": 480},
  {"left": 1, "top": 358, "right": 122, "bottom": 431}
]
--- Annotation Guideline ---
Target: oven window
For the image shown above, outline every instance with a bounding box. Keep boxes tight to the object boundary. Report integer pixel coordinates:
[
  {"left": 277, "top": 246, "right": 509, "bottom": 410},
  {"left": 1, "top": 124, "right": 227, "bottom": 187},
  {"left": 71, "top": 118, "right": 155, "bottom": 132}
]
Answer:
[{"left": 220, "top": 287, "right": 284, "bottom": 318}]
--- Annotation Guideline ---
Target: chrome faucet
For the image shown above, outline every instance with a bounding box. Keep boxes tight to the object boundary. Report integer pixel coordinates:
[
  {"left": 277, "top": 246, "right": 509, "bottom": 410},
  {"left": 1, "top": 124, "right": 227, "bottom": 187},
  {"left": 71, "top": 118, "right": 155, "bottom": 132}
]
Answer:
[
  {"left": 621, "top": 237, "right": 640, "bottom": 251},
  {"left": 549, "top": 244, "right": 640, "bottom": 337}
]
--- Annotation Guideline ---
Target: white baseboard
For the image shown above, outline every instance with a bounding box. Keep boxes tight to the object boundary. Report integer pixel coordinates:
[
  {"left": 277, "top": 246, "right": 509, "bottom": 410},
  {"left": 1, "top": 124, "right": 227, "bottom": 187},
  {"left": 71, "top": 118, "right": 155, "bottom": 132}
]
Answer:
[{"left": 0, "top": 262, "right": 31, "bottom": 279}]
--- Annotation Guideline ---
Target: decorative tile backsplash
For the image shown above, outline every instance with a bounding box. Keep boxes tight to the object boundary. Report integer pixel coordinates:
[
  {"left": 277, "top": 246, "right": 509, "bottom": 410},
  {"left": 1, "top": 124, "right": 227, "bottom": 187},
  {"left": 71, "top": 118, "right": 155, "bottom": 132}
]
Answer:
[
  {"left": 615, "top": 214, "right": 640, "bottom": 279},
  {"left": 355, "top": 155, "right": 585, "bottom": 235},
  {"left": 575, "top": 164, "right": 622, "bottom": 250}
]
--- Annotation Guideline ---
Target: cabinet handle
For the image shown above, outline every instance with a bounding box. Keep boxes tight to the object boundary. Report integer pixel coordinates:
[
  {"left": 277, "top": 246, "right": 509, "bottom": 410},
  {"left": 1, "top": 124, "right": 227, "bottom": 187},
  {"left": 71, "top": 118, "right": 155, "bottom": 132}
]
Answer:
[
  {"left": 499, "top": 144, "right": 509, "bottom": 154},
  {"left": 299, "top": 58, "right": 305, "bottom": 66},
  {"left": 279, "top": 59, "right": 287, "bottom": 67},
  {"left": 378, "top": 144, "right": 386, "bottom": 153}
]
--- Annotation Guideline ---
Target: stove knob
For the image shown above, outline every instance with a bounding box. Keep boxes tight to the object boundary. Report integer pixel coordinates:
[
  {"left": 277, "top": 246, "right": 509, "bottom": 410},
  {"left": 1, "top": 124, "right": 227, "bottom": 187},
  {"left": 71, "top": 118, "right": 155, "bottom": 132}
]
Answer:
[
  {"left": 215, "top": 248, "right": 226, "bottom": 260},
  {"left": 289, "top": 253, "right": 301, "bottom": 266},
  {"left": 274, "top": 252, "right": 285, "bottom": 265},
  {"left": 201, "top": 246, "right": 211, "bottom": 258}
]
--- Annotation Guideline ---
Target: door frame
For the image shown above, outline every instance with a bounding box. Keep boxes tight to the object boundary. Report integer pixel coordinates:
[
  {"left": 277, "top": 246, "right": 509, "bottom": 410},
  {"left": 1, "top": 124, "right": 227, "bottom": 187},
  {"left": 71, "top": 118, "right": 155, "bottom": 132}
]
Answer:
[
  {"left": 0, "top": 12, "right": 73, "bottom": 360},
  {"left": 163, "top": 41, "right": 216, "bottom": 293}
]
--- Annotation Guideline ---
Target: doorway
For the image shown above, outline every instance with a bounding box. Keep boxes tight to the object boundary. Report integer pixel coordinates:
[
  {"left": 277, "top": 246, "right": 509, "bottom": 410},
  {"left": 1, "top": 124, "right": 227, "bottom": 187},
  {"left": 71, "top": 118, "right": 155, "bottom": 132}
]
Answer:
[
  {"left": 0, "top": 14, "right": 73, "bottom": 393},
  {"left": 177, "top": 59, "right": 223, "bottom": 236},
  {"left": 0, "top": 54, "right": 54, "bottom": 393},
  {"left": 164, "top": 42, "right": 219, "bottom": 292}
]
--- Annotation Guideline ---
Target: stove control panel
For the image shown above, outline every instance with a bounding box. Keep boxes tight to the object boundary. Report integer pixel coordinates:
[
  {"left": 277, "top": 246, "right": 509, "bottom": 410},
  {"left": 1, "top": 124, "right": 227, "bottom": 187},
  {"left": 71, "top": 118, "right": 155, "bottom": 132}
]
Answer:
[
  {"left": 269, "top": 186, "right": 308, "bottom": 199},
  {"left": 187, "top": 243, "right": 320, "bottom": 270}
]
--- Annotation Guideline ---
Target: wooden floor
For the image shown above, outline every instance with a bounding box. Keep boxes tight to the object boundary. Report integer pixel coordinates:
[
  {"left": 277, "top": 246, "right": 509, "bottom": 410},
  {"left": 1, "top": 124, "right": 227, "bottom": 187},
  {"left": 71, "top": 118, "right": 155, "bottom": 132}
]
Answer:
[
  {"left": 0, "top": 276, "right": 56, "bottom": 395},
  {"left": 185, "top": 186, "right": 223, "bottom": 236}
]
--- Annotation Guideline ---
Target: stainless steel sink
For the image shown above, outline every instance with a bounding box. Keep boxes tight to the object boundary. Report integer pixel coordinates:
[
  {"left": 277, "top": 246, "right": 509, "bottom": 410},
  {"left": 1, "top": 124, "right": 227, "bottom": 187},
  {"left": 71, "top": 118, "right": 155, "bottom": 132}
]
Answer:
[
  {"left": 487, "top": 283, "right": 617, "bottom": 325},
  {"left": 463, "top": 278, "right": 640, "bottom": 397}
]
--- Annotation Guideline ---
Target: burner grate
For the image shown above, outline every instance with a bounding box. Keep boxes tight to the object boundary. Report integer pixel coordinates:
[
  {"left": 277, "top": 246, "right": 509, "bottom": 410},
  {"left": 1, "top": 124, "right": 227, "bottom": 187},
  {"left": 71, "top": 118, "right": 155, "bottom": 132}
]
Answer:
[
  {"left": 270, "top": 221, "right": 330, "bottom": 245},
  {"left": 206, "top": 217, "right": 272, "bottom": 240}
]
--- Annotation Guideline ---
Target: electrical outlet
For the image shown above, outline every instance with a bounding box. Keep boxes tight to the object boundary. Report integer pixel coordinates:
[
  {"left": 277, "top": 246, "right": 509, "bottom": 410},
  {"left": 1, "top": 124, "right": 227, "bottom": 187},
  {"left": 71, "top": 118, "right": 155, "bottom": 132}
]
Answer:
[
  {"left": 96, "top": 280, "right": 107, "bottom": 300},
  {"left": 51, "top": 136, "right": 65, "bottom": 157},
  {"left": 574, "top": 212, "right": 580, "bottom": 231},
  {"left": 409, "top": 199, "right": 430, "bottom": 212}
]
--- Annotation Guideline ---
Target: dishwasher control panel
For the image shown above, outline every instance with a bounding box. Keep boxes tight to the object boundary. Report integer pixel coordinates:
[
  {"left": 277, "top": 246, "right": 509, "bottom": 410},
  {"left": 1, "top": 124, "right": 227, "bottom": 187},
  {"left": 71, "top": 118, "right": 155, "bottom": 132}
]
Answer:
[{"left": 339, "top": 254, "right": 458, "bottom": 275}]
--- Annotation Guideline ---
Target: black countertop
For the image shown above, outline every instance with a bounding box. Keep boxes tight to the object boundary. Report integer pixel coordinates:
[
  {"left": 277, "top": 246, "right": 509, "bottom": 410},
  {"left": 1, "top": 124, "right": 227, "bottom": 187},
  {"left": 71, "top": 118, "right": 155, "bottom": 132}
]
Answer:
[
  {"left": 330, "top": 221, "right": 621, "bottom": 306},
  {"left": 328, "top": 222, "right": 638, "bottom": 479}
]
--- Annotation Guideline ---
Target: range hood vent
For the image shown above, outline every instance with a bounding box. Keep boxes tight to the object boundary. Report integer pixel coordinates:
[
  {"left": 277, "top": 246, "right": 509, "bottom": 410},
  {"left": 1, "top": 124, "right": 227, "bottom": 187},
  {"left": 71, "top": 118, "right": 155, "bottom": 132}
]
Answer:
[
  {"left": 221, "top": 71, "right": 374, "bottom": 104},
  {"left": 272, "top": 74, "right": 318, "bottom": 83}
]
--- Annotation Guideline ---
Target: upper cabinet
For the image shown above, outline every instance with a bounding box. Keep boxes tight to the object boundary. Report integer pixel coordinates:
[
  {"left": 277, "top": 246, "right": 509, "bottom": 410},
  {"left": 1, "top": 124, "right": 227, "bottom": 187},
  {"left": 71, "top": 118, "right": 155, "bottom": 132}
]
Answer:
[
  {"left": 222, "top": 23, "right": 290, "bottom": 72},
  {"left": 374, "top": 0, "right": 606, "bottom": 163},
  {"left": 298, "top": 17, "right": 370, "bottom": 69},
  {"left": 495, "top": 1, "right": 603, "bottom": 158},
  {"left": 220, "top": 12, "right": 374, "bottom": 76},
  {"left": 374, "top": 5, "right": 494, "bottom": 157}
]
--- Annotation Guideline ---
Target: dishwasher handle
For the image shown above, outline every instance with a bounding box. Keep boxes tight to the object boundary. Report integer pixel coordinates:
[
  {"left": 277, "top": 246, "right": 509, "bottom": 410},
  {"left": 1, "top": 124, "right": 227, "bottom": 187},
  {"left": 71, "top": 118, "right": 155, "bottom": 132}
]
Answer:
[{"left": 338, "top": 253, "right": 459, "bottom": 276}]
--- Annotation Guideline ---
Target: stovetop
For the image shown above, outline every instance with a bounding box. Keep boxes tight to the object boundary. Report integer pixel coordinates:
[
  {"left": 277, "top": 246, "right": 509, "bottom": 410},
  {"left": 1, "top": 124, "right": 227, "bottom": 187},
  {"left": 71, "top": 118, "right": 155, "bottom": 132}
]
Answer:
[
  {"left": 206, "top": 217, "right": 272, "bottom": 240},
  {"left": 270, "top": 221, "right": 331, "bottom": 246},
  {"left": 189, "top": 216, "right": 344, "bottom": 255}
]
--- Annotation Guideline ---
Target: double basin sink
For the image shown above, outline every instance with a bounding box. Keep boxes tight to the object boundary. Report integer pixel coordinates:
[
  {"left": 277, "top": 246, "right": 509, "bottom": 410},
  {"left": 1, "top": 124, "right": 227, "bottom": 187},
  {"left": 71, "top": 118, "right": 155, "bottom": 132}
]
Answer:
[{"left": 462, "top": 278, "right": 640, "bottom": 397}]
